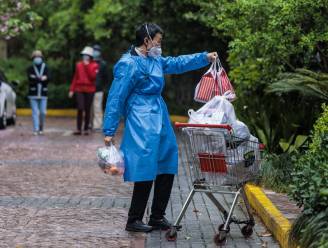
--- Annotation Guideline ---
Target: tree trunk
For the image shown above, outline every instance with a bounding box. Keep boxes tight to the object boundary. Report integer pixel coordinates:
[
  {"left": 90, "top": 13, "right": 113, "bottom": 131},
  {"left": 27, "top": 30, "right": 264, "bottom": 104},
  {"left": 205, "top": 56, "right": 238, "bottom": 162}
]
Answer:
[{"left": 0, "top": 39, "right": 7, "bottom": 60}]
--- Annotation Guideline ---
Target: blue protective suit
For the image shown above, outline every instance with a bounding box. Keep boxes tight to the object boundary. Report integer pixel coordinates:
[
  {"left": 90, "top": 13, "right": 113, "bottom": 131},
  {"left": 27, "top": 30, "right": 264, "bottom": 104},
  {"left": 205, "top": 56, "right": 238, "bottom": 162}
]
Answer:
[{"left": 103, "top": 49, "right": 209, "bottom": 182}]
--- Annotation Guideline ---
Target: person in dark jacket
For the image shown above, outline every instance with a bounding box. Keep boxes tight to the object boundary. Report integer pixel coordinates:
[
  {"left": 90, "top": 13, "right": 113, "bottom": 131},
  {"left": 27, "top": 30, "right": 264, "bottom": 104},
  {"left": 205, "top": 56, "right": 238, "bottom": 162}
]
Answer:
[
  {"left": 69, "top": 46, "right": 99, "bottom": 135},
  {"left": 27, "top": 50, "right": 50, "bottom": 135},
  {"left": 91, "top": 44, "right": 109, "bottom": 130}
]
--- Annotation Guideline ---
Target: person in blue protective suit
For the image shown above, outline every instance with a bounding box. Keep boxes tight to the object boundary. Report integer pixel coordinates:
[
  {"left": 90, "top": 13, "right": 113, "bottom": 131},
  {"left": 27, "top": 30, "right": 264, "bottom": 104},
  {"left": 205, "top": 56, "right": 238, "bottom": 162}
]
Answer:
[{"left": 103, "top": 23, "right": 218, "bottom": 233}]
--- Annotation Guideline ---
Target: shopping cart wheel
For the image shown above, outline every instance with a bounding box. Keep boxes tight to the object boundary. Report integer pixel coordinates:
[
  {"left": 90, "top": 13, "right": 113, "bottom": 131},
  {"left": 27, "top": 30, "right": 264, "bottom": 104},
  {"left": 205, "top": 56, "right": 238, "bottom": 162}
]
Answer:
[
  {"left": 218, "top": 223, "right": 230, "bottom": 233},
  {"left": 241, "top": 224, "right": 253, "bottom": 238},
  {"left": 165, "top": 227, "right": 177, "bottom": 241},
  {"left": 214, "top": 231, "right": 227, "bottom": 246}
]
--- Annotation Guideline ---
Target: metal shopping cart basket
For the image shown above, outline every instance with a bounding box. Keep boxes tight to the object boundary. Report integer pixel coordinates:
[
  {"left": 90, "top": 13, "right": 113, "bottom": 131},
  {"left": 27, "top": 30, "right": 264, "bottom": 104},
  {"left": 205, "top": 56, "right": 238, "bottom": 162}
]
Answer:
[{"left": 166, "top": 123, "right": 264, "bottom": 245}]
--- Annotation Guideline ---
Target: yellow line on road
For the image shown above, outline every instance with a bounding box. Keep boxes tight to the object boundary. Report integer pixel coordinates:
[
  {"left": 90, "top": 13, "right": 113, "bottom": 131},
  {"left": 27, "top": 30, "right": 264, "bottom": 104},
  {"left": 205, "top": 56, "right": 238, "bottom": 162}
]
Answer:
[
  {"left": 17, "top": 109, "right": 189, "bottom": 122},
  {"left": 17, "top": 108, "right": 77, "bottom": 117}
]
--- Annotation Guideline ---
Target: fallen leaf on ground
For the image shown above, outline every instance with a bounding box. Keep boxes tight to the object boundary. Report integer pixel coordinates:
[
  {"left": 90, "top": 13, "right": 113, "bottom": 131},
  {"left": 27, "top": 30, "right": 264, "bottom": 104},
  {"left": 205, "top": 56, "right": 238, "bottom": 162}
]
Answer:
[
  {"left": 259, "top": 232, "right": 272, "bottom": 237},
  {"left": 261, "top": 241, "right": 268, "bottom": 247}
]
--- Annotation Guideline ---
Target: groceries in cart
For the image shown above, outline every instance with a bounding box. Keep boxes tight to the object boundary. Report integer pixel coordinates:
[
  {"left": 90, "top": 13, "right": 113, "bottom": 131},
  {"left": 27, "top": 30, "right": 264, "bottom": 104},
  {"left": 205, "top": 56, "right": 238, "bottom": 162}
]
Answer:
[
  {"left": 168, "top": 123, "right": 262, "bottom": 245},
  {"left": 188, "top": 96, "right": 251, "bottom": 140},
  {"left": 165, "top": 55, "right": 263, "bottom": 245},
  {"left": 194, "top": 57, "right": 236, "bottom": 103},
  {"left": 187, "top": 96, "right": 261, "bottom": 180},
  {"left": 188, "top": 95, "right": 236, "bottom": 124},
  {"left": 96, "top": 144, "right": 125, "bottom": 175}
]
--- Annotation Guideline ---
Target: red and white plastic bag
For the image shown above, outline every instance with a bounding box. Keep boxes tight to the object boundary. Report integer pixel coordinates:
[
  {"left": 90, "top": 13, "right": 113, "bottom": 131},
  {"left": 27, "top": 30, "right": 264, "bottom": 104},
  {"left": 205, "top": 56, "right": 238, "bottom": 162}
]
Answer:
[
  {"left": 194, "top": 58, "right": 236, "bottom": 103},
  {"left": 194, "top": 62, "right": 218, "bottom": 103},
  {"left": 216, "top": 58, "right": 236, "bottom": 101}
]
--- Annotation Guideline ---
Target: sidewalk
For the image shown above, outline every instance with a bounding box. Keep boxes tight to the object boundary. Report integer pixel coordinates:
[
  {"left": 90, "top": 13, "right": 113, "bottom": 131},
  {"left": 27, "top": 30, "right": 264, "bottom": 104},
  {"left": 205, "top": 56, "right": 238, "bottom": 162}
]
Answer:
[
  {"left": 264, "top": 191, "right": 301, "bottom": 223},
  {"left": 0, "top": 117, "right": 279, "bottom": 247}
]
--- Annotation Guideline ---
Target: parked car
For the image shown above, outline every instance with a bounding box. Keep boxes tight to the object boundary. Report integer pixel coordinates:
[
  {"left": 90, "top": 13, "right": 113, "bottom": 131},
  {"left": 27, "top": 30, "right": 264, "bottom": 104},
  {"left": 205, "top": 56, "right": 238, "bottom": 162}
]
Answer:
[{"left": 0, "top": 70, "right": 17, "bottom": 129}]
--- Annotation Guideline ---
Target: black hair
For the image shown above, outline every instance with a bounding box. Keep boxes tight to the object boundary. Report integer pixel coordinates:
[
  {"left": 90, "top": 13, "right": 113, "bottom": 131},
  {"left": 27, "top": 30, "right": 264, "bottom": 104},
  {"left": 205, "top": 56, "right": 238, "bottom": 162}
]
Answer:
[
  {"left": 93, "top": 44, "right": 101, "bottom": 51},
  {"left": 135, "top": 23, "right": 164, "bottom": 47}
]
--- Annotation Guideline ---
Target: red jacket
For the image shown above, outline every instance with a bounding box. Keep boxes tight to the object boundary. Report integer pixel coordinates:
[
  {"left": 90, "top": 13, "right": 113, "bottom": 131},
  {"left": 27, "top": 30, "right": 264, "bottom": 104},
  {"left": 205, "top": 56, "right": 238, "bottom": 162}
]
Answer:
[{"left": 70, "top": 61, "right": 99, "bottom": 93}]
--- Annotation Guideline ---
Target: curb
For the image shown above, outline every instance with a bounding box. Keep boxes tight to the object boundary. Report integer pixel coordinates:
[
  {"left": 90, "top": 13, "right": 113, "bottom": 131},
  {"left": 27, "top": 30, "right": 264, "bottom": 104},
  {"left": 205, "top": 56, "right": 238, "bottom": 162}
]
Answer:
[
  {"left": 16, "top": 108, "right": 189, "bottom": 123},
  {"left": 17, "top": 108, "right": 77, "bottom": 117},
  {"left": 244, "top": 183, "right": 292, "bottom": 248}
]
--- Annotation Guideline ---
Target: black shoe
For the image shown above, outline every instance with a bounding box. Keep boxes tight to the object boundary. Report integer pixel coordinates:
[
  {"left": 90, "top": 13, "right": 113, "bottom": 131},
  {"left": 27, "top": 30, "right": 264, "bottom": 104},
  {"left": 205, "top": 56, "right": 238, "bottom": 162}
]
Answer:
[
  {"left": 125, "top": 220, "right": 153, "bottom": 233},
  {"left": 148, "top": 217, "right": 171, "bottom": 230},
  {"left": 73, "top": 130, "right": 82, "bottom": 135}
]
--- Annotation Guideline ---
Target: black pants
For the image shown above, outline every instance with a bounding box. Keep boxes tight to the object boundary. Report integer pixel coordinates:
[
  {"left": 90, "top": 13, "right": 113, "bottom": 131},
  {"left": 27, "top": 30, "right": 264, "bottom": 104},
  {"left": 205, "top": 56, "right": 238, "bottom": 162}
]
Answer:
[
  {"left": 75, "top": 92, "right": 94, "bottom": 131},
  {"left": 127, "top": 174, "right": 175, "bottom": 223}
]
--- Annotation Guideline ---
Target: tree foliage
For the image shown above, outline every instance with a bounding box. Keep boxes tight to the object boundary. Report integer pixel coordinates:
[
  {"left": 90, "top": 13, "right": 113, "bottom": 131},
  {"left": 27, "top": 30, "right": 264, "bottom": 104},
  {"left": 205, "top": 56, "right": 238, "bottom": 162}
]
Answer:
[
  {"left": 0, "top": 0, "right": 41, "bottom": 39},
  {"left": 289, "top": 104, "right": 328, "bottom": 247},
  {"left": 185, "top": 0, "right": 328, "bottom": 88},
  {"left": 1, "top": 0, "right": 327, "bottom": 152},
  {"left": 4, "top": 0, "right": 219, "bottom": 111},
  {"left": 267, "top": 69, "right": 328, "bottom": 101},
  {"left": 184, "top": 0, "right": 328, "bottom": 151}
]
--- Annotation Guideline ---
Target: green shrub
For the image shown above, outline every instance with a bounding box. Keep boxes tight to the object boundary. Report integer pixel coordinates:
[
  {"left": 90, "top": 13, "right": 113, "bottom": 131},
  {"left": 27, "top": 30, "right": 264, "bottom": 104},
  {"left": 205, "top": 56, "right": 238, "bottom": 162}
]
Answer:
[
  {"left": 289, "top": 104, "right": 328, "bottom": 247},
  {"left": 289, "top": 105, "right": 328, "bottom": 213},
  {"left": 290, "top": 210, "right": 328, "bottom": 248},
  {"left": 310, "top": 104, "right": 328, "bottom": 153},
  {"left": 258, "top": 153, "right": 296, "bottom": 192},
  {"left": 47, "top": 84, "right": 74, "bottom": 109},
  {"left": 0, "top": 57, "right": 30, "bottom": 107}
]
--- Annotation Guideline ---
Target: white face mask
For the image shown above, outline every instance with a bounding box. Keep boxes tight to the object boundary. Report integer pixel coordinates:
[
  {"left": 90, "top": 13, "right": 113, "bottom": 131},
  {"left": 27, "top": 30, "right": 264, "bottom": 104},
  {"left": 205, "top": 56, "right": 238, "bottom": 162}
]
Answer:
[
  {"left": 145, "top": 24, "right": 162, "bottom": 57},
  {"left": 148, "top": 45, "right": 162, "bottom": 57}
]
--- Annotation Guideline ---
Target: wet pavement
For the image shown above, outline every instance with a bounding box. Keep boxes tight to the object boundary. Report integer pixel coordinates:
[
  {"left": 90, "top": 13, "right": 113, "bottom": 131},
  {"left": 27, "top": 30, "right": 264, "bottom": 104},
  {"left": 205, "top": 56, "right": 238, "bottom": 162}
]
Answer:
[{"left": 0, "top": 117, "right": 279, "bottom": 247}]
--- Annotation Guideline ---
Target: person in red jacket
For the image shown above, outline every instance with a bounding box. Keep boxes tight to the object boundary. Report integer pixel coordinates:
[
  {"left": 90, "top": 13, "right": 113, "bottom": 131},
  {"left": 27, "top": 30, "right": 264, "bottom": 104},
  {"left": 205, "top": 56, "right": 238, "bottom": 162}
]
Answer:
[{"left": 69, "top": 46, "right": 99, "bottom": 135}]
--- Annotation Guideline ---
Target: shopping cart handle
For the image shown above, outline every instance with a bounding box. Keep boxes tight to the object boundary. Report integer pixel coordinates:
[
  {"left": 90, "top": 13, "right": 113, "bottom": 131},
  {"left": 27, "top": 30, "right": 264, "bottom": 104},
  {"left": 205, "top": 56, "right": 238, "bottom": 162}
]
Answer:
[{"left": 174, "top": 122, "right": 232, "bottom": 131}]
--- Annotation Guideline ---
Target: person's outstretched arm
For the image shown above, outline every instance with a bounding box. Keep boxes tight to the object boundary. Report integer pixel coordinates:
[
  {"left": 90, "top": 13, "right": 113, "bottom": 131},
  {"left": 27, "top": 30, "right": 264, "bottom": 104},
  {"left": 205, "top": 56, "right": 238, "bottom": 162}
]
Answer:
[
  {"left": 103, "top": 58, "right": 136, "bottom": 137},
  {"left": 161, "top": 52, "right": 211, "bottom": 75}
]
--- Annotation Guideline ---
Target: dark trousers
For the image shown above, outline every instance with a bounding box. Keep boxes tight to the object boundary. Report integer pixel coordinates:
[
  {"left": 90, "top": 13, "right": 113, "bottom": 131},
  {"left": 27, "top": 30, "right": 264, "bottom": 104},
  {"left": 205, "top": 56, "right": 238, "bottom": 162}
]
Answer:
[
  {"left": 127, "top": 174, "right": 175, "bottom": 223},
  {"left": 75, "top": 92, "right": 94, "bottom": 131}
]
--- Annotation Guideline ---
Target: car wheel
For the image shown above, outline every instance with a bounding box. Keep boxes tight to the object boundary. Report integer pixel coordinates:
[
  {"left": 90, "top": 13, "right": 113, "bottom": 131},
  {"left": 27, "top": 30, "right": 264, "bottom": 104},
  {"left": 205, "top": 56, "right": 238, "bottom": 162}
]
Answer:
[
  {"left": 7, "top": 112, "right": 16, "bottom": 126},
  {"left": 0, "top": 103, "right": 7, "bottom": 130}
]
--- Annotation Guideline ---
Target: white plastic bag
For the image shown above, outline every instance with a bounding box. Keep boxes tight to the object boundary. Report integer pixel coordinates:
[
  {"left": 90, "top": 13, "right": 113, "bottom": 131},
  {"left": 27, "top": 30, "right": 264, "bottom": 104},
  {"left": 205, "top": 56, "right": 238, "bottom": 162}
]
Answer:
[
  {"left": 188, "top": 96, "right": 237, "bottom": 125},
  {"left": 97, "top": 144, "right": 125, "bottom": 175},
  {"left": 224, "top": 135, "right": 261, "bottom": 185},
  {"left": 188, "top": 109, "right": 226, "bottom": 124},
  {"left": 231, "top": 120, "right": 250, "bottom": 140}
]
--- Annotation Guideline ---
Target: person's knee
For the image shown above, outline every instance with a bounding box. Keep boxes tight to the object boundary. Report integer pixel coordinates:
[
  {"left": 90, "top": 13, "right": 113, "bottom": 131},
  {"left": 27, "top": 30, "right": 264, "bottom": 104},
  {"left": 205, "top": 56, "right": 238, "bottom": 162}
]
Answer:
[{"left": 32, "top": 108, "right": 40, "bottom": 116}]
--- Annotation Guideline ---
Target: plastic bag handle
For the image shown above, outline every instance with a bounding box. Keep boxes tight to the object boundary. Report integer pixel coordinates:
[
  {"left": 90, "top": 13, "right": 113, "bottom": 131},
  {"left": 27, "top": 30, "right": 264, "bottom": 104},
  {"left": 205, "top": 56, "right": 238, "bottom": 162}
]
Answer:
[
  {"left": 104, "top": 138, "right": 115, "bottom": 146},
  {"left": 216, "top": 57, "right": 223, "bottom": 70}
]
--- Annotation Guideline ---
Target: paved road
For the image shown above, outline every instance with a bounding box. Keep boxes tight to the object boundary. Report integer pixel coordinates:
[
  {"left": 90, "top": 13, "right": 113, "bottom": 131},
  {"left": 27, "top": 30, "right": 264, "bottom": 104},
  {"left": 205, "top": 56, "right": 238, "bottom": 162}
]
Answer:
[{"left": 0, "top": 117, "right": 279, "bottom": 247}]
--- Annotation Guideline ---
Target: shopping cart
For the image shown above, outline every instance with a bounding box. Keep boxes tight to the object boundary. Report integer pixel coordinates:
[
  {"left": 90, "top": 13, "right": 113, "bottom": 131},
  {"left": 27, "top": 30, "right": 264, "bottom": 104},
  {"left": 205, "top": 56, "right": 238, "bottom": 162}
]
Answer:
[{"left": 166, "top": 123, "right": 264, "bottom": 245}]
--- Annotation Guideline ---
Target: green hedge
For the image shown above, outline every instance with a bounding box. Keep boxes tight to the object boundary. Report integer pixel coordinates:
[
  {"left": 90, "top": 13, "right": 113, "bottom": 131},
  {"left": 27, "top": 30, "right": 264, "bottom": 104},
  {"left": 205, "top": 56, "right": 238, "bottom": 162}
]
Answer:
[{"left": 289, "top": 104, "right": 328, "bottom": 248}]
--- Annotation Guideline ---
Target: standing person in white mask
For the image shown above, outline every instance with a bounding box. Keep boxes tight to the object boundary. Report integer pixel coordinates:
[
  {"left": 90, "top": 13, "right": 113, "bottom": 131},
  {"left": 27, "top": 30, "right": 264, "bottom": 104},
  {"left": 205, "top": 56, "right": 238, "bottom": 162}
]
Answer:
[
  {"left": 69, "top": 46, "right": 99, "bottom": 135},
  {"left": 27, "top": 50, "right": 50, "bottom": 135},
  {"left": 103, "top": 23, "right": 218, "bottom": 232}
]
